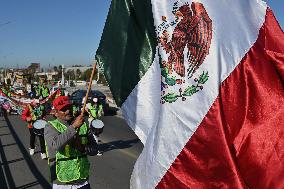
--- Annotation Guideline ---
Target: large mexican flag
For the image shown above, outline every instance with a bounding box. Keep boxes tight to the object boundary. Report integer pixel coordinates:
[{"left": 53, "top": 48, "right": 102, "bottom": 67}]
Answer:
[{"left": 96, "top": 0, "right": 284, "bottom": 188}]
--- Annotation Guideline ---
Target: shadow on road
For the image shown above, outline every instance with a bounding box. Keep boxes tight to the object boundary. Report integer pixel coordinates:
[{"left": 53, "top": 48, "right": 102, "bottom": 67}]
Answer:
[
  {"left": 0, "top": 112, "right": 51, "bottom": 189},
  {"left": 100, "top": 138, "right": 140, "bottom": 153}
]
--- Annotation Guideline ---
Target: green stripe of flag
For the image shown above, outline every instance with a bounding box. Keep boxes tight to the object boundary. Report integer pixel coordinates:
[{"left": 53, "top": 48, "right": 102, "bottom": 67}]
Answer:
[{"left": 96, "top": 0, "right": 157, "bottom": 106}]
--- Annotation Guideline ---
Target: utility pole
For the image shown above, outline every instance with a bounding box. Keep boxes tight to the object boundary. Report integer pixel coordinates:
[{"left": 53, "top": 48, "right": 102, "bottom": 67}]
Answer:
[
  {"left": 61, "top": 64, "right": 64, "bottom": 86},
  {"left": 68, "top": 73, "right": 70, "bottom": 87},
  {"left": 4, "top": 65, "right": 7, "bottom": 84}
]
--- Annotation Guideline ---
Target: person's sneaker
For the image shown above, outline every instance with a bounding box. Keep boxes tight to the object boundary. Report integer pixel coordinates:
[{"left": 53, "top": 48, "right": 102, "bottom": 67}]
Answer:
[
  {"left": 29, "top": 148, "right": 35, "bottom": 156},
  {"left": 97, "top": 151, "right": 103, "bottom": 156},
  {"left": 40, "top": 153, "right": 47, "bottom": 159}
]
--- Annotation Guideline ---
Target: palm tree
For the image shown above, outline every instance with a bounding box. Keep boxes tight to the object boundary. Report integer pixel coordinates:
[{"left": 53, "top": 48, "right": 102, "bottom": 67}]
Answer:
[
  {"left": 53, "top": 66, "right": 58, "bottom": 72},
  {"left": 76, "top": 69, "right": 81, "bottom": 80},
  {"left": 82, "top": 68, "right": 93, "bottom": 81}
]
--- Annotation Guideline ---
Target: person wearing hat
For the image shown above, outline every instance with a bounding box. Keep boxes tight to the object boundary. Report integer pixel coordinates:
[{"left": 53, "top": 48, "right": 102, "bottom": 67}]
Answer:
[
  {"left": 22, "top": 98, "right": 47, "bottom": 159},
  {"left": 44, "top": 96, "right": 97, "bottom": 189},
  {"left": 84, "top": 97, "right": 104, "bottom": 156}
]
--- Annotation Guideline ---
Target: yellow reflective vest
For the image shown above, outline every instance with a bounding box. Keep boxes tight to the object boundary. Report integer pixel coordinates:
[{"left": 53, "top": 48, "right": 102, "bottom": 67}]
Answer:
[{"left": 48, "top": 120, "right": 90, "bottom": 183}]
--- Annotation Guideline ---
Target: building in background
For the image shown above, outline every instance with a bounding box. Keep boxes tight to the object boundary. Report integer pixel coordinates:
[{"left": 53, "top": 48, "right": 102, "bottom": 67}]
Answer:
[{"left": 28, "top": 63, "right": 40, "bottom": 73}]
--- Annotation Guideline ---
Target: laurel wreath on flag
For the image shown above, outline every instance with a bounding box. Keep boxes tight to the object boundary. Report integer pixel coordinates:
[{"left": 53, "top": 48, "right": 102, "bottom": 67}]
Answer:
[{"left": 161, "top": 71, "right": 209, "bottom": 104}]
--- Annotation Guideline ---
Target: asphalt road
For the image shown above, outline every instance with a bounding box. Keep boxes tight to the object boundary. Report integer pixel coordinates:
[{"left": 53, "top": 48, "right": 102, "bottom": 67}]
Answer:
[{"left": 0, "top": 109, "right": 143, "bottom": 189}]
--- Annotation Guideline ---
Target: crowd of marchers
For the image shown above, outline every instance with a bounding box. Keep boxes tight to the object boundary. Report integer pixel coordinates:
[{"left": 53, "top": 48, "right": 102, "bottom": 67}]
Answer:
[{"left": 0, "top": 81, "right": 105, "bottom": 189}]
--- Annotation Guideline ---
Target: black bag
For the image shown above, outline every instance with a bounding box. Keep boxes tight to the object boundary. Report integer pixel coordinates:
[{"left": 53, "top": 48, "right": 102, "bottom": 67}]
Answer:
[{"left": 84, "top": 129, "right": 99, "bottom": 156}]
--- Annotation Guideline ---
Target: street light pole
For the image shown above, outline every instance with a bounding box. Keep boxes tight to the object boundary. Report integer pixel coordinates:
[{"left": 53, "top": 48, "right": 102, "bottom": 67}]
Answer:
[
  {"left": 4, "top": 65, "right": 7, "bottom": 84},
  {"left": 61, "top": 64, "right": 64, "bottom": 86}
]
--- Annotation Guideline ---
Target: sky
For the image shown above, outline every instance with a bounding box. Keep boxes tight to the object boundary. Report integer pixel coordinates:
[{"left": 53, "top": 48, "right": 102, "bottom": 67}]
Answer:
[
  {"left": 0, "top": 0, "right": 283, "bottom": 69},
  {"left": 0, "top": 0, "right": 112, "bottom": 68}
]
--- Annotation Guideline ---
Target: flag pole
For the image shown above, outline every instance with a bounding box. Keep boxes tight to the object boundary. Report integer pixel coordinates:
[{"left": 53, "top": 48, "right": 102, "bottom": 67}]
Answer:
[{"left": 81, "top": 62, "right": 97, "bottom": 116}]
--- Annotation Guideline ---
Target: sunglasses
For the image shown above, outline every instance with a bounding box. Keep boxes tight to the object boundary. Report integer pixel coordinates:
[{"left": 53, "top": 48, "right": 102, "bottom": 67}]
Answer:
[{"left": 59, "top": 106, "right": 72, "bottom": 113}]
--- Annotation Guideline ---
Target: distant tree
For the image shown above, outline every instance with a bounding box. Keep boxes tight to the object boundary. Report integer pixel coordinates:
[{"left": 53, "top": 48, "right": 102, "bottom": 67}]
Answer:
[
  {"left": 82, "top": 68, "right": 95, "bottom": 81},
  {"left": 27, "top": 64, "right": 38, "bottom": 74},
  {"left": 53, "top": 66, "right": 58, "bottom": 72},
  {"left": 76, "top": 69, "right": 82, "bottom": 80},
  {"left": 64, "top": 71, "right": 69, "bottom": 81},
  {"left": 52, "top": 66, "right": 59, "bottom": 80},
  {"left": 56, "top": 65, "right": 63, "bottom": 80},
  {"left": 34, "top": 75, "right": 39, "bottom": 82},
  {"left": 70, "top": 80, "right": 75, "bottom": 87},
  {"left": 65, "top": 70, "right": 75, "bottom": 81},
  {"left": 70, "top": 70, "right": 75, "bottom": 80}
]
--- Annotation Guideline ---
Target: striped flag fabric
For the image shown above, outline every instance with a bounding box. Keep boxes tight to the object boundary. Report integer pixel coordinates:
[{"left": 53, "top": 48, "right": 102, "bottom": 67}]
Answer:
[{"left": 96, "top": 0, "right": 284, "bottom": 188}]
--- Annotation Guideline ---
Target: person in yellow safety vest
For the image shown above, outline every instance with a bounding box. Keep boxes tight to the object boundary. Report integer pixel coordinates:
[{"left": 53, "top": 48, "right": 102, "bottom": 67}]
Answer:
[
  {"left": 44, "top": 96, "right": 97, "bottom": 189},
  {"left": 35, "top": 85, "right": 41, "bottom": 98},
  {"left": 85, "top": 97, "right": 104, "bottom": 120},
  {"left": 41, "top": 85, "right": 50, "bottom": 98},
  {"left": 84, "top": 97, "right": 104, "bottom": 156}
]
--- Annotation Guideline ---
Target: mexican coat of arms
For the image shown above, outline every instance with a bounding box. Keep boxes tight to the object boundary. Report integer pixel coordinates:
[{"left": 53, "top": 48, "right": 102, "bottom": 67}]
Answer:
[{"left": 157, "top": 1, "right": 213, "bottom": 104}]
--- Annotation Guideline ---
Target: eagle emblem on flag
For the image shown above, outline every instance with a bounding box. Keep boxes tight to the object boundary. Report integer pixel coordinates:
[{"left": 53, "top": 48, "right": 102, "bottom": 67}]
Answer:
[{"left": 158, "top": 1, "right": 212, "bottom": 103}]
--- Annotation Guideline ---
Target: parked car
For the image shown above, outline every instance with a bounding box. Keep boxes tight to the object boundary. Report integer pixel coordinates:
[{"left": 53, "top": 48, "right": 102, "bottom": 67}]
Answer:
[
  {"left": 70, "top": 89, "right": 108, "bottom": 113},
  {"left": 75, "top": 80, "right": 87, "bottom": 86}
]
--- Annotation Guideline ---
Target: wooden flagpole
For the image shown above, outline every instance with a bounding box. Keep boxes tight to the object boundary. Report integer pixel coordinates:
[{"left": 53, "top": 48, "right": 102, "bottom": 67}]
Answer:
[{"left": 81, "top": 62, "right": 97, "bottom": 116}]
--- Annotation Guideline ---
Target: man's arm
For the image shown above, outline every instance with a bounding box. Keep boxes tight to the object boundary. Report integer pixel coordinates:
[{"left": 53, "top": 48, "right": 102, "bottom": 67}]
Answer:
[
  {"left": 44, "top": 123, "right": 77, "bottom": 151},
  {"left": 44, "top": 115, "right": 84, "bottom": 152}
]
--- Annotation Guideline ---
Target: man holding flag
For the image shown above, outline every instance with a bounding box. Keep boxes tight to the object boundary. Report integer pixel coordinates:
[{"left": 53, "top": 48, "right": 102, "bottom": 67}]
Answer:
[{"left": 44, "top": 96, "right": 98, "bottom": 189}]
